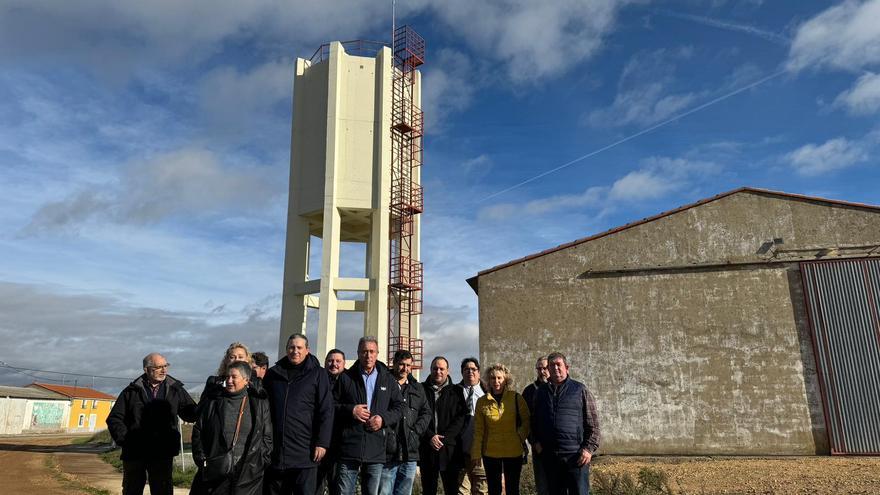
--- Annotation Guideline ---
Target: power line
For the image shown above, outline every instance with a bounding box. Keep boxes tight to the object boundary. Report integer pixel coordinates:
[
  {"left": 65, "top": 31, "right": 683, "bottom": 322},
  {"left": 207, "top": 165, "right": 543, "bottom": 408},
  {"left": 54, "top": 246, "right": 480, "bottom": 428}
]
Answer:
[{"left": 0, "top": 361, "right": 199, "bottom": 384}]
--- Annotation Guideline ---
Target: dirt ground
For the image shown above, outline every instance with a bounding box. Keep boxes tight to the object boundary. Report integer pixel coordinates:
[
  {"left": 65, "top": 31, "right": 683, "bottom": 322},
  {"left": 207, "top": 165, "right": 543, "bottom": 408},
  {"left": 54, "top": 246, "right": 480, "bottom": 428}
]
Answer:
[
  {"left": 592, "top": 455, "right": 880, "bottom": 494},
  {"left": 0, "top": 433, "right": 97, "bottom": 494},
  {"left": 2, "top": 435, "right": 879, "bottom": 494},
  {"left": 0, "top": 433, "right": 188, "bottom": 495}
]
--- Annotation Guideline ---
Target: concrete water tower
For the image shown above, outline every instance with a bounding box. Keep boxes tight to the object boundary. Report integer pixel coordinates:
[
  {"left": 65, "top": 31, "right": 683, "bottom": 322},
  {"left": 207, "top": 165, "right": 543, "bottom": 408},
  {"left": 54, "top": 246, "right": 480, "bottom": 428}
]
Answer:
[{"left": 279, "top": 27, "right": 425, "bottom": 369}]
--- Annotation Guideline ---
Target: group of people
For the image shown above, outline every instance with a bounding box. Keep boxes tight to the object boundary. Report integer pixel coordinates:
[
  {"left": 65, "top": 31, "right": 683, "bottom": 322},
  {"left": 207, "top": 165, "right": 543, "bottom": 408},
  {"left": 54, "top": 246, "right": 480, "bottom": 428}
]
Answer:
[{"left": 106, "top": 334, "right": 600, "bottom": 495}]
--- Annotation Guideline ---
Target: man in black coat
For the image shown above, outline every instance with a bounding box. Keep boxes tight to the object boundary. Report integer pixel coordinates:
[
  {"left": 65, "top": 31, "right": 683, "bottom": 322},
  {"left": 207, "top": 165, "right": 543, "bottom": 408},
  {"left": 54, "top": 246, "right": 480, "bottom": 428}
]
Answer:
[
  {"left": 263, "top": 333, "right": 335, "bottom": 495},
  {"left": 107, "top": 352, "right": 198, "bottom": 495},
  {"left": 522, "top": 356, "right": 550, "bottom": 495},
  {"left": 419, "top": 356, "right": 468, "bottom": 495},
  {"left": 379, "top": 349, "right": 431, "bottom": 495},
  {"left": 333, "top": 336, "right": 404, "bottom": 495},
  {"left": 316, "top": 348, "right": 346, "bottom": 495}
]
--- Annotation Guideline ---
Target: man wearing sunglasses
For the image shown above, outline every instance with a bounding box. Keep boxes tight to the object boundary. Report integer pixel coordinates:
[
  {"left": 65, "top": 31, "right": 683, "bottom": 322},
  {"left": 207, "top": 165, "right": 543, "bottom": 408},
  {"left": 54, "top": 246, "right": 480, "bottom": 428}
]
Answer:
[{"left": 107, "top": 353, "right": 198, "bottom": 495}]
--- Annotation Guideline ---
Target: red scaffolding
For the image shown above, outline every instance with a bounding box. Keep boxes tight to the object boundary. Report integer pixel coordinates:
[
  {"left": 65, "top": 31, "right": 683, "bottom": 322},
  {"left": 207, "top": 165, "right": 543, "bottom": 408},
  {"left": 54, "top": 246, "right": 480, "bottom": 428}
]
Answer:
[{"left": 388, "top": 26, "right": 425, "bottom": 369}]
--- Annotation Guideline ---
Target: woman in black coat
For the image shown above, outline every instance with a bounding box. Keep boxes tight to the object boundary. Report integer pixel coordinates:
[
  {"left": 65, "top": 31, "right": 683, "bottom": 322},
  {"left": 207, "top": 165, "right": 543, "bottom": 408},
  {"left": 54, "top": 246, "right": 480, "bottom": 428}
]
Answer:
[{"left": 191, "top": 361, "right": 272, "bottom": 495}]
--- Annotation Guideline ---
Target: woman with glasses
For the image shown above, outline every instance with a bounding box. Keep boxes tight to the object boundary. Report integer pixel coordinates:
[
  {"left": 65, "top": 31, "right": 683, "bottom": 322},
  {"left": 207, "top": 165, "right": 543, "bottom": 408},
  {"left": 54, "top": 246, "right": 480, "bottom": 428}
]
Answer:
[
  {"left": 191, "top": 361, "right": 272, "bottom": 495},
  {"left": 469, "top": 363, "right": 530, "bottom": 495}
]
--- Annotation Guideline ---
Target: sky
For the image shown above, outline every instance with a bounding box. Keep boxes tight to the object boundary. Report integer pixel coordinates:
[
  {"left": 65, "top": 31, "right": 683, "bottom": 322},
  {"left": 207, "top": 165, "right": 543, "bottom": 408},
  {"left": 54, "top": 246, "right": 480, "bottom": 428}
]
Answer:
[{"left": 1, "top": 0, "right": 879, "bottom": 393}]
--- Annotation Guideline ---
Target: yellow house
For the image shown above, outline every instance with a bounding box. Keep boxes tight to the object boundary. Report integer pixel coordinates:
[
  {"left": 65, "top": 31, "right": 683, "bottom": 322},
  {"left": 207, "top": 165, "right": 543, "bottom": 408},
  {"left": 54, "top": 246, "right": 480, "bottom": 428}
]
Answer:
[{"left": 29, "top": 383, "right": 115, "bottom": 432}]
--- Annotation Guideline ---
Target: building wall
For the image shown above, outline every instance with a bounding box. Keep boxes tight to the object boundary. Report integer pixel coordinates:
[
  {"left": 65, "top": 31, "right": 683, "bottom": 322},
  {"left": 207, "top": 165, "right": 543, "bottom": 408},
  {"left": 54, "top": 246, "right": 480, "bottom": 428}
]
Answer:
[
  {"left": 477, "top": 191, "right": 880, "bottom": 454},
  {"left": 0, "top": 398, "right": 28, "bottom": 434},
  {"left": 67, "top": 398, "right": 113, "bottom": 432},
  {"left": 22, "top": 399, "right": 70, "bottom": 432}
]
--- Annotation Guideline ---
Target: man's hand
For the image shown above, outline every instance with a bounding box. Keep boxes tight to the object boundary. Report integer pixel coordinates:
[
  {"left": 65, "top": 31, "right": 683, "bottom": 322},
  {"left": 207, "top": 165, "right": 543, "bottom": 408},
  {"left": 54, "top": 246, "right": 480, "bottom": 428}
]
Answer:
[
  {"left": 469, "top": 457, "right": 482, "bottom": 469},
  {"left": 430, "top": 434, "right": 445, "bottom": 451},
  {"left": 366, "top": 414, "right": 384, "bottom": 431},
  {"left": 533, "top": 442, "right": 543, "bottom": 455},
  {"left": 313, "top": 446, "right": 326, "bottom": 462},
  {"left": 576, "top": 448, "right": 592, "bottom": 467},
  {"left": 353, "top": 404, "right": 370, "bottom": 423}
]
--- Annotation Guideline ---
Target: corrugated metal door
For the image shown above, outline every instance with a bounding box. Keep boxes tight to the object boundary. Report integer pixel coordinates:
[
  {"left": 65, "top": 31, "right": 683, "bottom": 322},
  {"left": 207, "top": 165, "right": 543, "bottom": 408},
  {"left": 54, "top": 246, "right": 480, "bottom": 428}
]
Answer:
[{"left": 801, "top": 258, "right": 880, "bottom": 455}]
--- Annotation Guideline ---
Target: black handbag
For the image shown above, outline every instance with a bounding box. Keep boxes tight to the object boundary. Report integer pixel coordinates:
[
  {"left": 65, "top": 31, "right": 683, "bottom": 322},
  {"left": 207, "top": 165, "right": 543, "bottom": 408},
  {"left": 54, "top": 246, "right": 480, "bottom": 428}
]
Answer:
[
  {"left": 203, "top": 395, "right": 248, "bottom": 482},
  {"left": 514, "top": 393, "right": 528, "bottom": 465}
]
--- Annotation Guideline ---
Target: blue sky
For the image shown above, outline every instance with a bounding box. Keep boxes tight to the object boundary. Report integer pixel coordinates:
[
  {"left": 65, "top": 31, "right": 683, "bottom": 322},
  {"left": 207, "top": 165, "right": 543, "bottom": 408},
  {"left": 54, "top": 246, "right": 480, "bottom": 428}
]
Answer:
[{"left": 1, "top": 0, "right": 878, "bottom": 392}]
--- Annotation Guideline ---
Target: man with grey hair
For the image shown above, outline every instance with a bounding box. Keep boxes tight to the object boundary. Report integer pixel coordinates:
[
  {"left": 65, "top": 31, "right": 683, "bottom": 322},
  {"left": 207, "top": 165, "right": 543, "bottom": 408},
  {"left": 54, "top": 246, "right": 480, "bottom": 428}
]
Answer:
[
  {"left": 107, "top": 352, "right": 198, "bottom": 495},
  {"left": 531, "top": 352, "right": 600, "bottom": 495},
  {"left": 333, "top": 335, "right": 405, "bottom": 495}
]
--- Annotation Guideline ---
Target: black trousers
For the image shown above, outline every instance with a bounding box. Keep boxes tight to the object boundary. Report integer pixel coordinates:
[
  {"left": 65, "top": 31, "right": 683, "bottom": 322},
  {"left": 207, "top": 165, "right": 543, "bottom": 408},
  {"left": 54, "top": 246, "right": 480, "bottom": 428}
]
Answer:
[
  {"left": 483, "top": 456, "right": 522, "bottom": 495},
  {"left": 419, "top": 464, "right": 460, "bottom": 495},
  {"left": 265, "top": 467, "right": 317, "bottom": 495},
  {"left": 122, "top": 458, "right": 173, "bottom": 495}
]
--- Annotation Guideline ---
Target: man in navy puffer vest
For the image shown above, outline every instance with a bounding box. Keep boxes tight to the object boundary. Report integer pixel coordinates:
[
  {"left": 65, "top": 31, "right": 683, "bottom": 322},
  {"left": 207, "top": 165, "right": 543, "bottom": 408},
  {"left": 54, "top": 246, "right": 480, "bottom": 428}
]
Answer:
[{"left": 531, "top": 352, "right": 600, "bottom": 495}]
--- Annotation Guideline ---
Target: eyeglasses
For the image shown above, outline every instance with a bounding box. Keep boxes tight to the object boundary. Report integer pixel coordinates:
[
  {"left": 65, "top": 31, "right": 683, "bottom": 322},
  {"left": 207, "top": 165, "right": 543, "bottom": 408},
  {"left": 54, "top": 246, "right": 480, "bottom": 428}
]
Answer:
[
  {"left": 148, "top": 364, "right": 170, "bottom": 370},
  {"left": 462, "top": 367, "right": 479, "bottom": 373}
]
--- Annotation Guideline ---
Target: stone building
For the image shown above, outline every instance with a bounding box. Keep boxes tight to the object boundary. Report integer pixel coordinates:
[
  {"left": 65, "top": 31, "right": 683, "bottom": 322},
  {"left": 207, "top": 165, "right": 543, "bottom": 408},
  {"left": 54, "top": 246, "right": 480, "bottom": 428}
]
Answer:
[{"left": 467, "top": 187, "right": 880, "bottom": 455}]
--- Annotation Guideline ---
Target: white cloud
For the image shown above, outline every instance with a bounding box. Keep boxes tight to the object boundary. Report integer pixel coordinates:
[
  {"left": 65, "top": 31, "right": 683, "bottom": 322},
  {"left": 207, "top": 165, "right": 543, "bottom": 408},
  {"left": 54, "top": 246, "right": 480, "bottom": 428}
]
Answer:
[
  {"left": 25, "top": 147, "right": 284, "bottom": 233},
  {"left": 0, "top": 1, "right": 395, "bottom": 82},
  {"left": 0, "top": 280, "right": 281, "bottom": 393},
  {"left": 479, "top": 187, "right": 606, "bottom": 221},
  {"left": 430, "top": 0, "right": 630, "bottom": 83},
  {"left": 198, "top": 60, "right": 293, "bottom": 137},
  {"left": 587, "top": 49, "right": 703, "bottom": 128},
  {"left": 787, "top": 0, "right": 880, "bottom": 73},
  {"left": 785, "top": 136, "right": 871, "bottom": 176},
  {"left": 609, "top": 156, "right": 720, "bottom": 201},
  {"left": 480, "top": 156, "right": 720, "bottom": 219},
  {"left": 422, "top": 49, "right": 479, "bottom": 129},
  {"left": 460, "top": 154, "right": 493, "bottom": 176},
  {"left": 834, "top": 72, "right": 880, "bottom": 115}
]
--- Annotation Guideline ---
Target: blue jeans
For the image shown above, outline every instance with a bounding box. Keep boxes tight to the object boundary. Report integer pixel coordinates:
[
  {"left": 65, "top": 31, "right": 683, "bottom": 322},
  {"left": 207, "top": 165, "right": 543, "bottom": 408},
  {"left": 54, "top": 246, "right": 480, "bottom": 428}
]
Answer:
[
  {"left": 379, "top": 460, "right": 417, "bottom": 495},
  {"left": 336, "top": 461, "right": 384, "bottom": 495},
  {"left": 542, "top": 452, "right": 590, "bottom": 495}
]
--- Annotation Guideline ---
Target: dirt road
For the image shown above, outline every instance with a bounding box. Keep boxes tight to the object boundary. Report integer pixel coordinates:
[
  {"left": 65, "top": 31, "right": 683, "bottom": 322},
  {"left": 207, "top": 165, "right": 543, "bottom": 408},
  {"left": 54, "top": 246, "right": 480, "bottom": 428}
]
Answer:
[{"left": 0, "top": 433, "right": 102, "bottom": 494}]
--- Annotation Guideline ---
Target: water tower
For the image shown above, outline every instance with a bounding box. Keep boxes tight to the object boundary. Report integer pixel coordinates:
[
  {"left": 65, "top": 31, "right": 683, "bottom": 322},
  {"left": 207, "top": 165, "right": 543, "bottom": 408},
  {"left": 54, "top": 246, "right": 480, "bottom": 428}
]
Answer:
[{"left": 279, "top": 27, "right": 425, "bottom": 369}]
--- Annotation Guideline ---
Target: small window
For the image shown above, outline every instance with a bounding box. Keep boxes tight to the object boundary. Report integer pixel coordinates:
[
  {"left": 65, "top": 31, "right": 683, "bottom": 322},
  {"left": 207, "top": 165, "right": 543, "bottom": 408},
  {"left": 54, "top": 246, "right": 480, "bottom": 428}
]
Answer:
[
  {"left": 78, "top": 414, "right": 85, "bottom": 427},
  {"left": 92, "top": 400, "right": 98, "bottom": 409},
  {"left": 81, "top": 399, "right": 88, "bottom": 409}
]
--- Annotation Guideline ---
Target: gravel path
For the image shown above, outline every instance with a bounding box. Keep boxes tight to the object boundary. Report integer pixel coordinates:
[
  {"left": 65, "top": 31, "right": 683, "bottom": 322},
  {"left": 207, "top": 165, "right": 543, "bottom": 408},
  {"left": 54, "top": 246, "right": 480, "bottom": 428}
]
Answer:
[{"left": 593, "top": 455, "right": 880, "bottom": 494}]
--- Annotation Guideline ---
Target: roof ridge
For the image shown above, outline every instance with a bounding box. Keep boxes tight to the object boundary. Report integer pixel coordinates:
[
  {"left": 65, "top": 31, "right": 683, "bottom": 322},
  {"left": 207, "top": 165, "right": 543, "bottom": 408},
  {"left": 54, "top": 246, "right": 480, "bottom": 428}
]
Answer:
[{"left": 470, "top": 186, "right": 880, "bottom": 283}]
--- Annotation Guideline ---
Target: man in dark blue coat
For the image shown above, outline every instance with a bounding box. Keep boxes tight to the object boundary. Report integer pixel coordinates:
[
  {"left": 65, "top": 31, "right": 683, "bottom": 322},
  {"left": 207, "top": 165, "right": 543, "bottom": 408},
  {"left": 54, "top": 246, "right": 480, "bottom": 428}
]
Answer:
[
  {"left": 333, "top": 336, "right": 405, "bottom": 495},
  {"left": 531, "top": 352, "right": 600, "bottom": 495},
  {"left": 263, "top": 333, "right": 335, "bottom": 495}
]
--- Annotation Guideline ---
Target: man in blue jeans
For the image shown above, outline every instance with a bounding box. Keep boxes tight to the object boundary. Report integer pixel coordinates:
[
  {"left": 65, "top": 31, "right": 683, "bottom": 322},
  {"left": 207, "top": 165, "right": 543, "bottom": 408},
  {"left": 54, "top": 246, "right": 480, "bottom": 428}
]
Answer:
[
  {"left": 379, "top": 350, "right": 431, "bottom": 495},
  {"left": 334, "top": 336, "right": 405, "bottom": 495},
  {"left": 531, "top": 352, "right": 601, "bottom": 495}
]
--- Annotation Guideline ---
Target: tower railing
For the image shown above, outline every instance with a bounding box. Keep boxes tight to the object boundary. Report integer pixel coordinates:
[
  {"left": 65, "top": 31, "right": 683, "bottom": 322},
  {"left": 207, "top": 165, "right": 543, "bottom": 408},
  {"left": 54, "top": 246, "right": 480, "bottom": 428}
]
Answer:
[{"left": 388, "top": 25, "right": 425, "bottom": 368}]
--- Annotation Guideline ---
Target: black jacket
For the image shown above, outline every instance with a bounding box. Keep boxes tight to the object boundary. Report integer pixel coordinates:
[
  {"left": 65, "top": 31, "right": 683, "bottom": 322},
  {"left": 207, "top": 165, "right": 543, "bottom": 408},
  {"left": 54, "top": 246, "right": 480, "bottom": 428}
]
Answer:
[
  {"left": 263, "top": 354, "right": 334, "bottom": 470},
  {"left": 420, "top": 377, "right": 467, "bottom": 471},
  {"left": 385, "top": 374, "right": 431, "bottom": 463},
  {"left": 334, "top": 361, "right": 405, "bottom": 464},
  {"left": 107, "top": 375, "right": 198, "bottom": 461},
  {"left": 457, "top": 381, "right": 488, "bottom": 462},
  {"left": 190, "top": 387, "right": 272, "bottom": 495}
]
